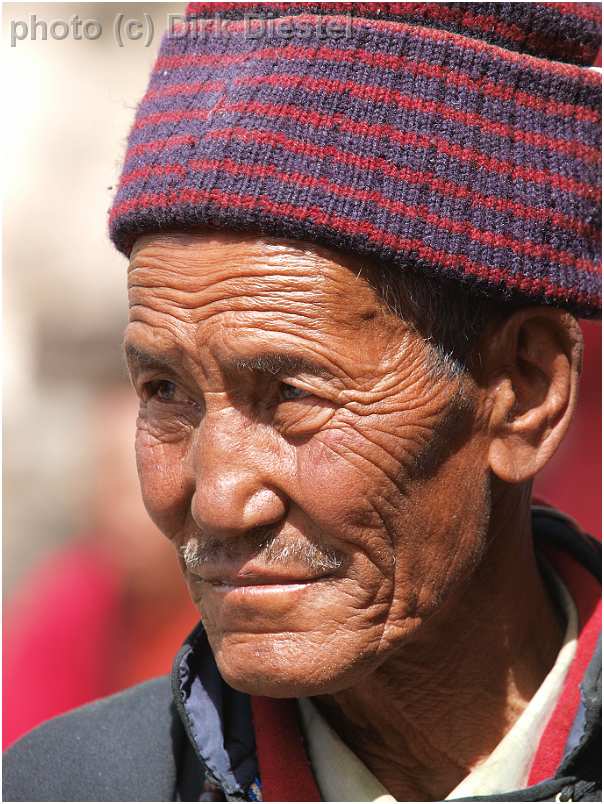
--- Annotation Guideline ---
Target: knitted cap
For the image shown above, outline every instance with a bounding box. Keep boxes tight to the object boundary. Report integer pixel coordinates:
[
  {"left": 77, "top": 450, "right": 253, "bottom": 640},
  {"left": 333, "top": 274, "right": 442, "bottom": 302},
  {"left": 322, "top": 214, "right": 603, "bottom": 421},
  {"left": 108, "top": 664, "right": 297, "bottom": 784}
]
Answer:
[{"left": 109, "top": 2, "right": 602, "bottom": 317}]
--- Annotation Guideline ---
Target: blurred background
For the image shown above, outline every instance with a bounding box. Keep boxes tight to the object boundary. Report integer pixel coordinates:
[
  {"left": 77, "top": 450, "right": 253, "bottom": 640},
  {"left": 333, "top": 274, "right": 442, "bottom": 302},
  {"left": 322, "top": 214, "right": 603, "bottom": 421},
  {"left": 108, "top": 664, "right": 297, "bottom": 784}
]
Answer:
[
  {"left": 2, "top": 2, "right": 601, "bottom": 750},
  {"left": 2, "top": 2, "right": 199, "bottom": 750}
]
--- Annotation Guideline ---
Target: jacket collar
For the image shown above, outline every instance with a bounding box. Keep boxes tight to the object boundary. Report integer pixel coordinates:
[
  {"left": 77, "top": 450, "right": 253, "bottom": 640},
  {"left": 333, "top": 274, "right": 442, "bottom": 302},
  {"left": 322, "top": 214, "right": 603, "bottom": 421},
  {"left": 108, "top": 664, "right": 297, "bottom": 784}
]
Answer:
[{"left": 171, "top": 623, "right": 258, "bottom": 800}]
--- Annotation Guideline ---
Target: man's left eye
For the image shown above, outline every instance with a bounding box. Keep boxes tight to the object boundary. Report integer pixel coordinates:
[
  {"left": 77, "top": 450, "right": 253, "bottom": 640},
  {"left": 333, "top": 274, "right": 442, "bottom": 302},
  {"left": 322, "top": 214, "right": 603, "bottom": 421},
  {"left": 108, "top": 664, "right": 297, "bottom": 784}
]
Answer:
[{"left": 279, "top": 382, "right": 312, "bottom": 401}]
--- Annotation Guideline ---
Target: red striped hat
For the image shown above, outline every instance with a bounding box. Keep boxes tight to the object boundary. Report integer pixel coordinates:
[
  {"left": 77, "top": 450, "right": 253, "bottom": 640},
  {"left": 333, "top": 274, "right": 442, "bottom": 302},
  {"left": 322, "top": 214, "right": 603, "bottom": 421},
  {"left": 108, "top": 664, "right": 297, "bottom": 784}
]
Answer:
[{"left": 109, "top": 2, "right": 602, "bottom": 317}]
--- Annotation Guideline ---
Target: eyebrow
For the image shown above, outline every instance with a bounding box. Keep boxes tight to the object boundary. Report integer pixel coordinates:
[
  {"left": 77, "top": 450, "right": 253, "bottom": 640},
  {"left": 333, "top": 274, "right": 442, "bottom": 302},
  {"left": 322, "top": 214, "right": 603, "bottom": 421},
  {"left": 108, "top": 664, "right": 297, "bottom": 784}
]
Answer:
[
  {"left": 123, "top": 343, "right": 184, "bottom": 375},
  {"left": 123, "top": 343, "right": 334, "bottom": 381},
  {"left": 226, "top": 352, "right": 334, "bottom": 380}
]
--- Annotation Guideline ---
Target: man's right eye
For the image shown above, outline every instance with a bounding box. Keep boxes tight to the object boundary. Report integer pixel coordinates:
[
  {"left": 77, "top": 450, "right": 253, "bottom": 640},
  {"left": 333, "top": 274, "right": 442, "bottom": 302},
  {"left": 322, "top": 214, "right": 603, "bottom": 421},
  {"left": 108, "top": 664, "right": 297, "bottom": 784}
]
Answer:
[{"left": 145, "top": 379, "right": 178, "bottom": 403}]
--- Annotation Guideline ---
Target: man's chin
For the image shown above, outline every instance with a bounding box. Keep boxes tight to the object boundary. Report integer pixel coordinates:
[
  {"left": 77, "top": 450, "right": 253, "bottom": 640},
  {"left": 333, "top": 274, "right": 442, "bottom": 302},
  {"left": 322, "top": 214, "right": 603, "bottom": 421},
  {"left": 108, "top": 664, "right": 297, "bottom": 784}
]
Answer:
[
  {"left": 217, "top": 663, "right": 350, "bottom": 699},
  {"left": 211, "top": 631, "right": 378, "bottom": 699},
  {"left": 220, "top": 670, "right": 321, "bottom": 699}
]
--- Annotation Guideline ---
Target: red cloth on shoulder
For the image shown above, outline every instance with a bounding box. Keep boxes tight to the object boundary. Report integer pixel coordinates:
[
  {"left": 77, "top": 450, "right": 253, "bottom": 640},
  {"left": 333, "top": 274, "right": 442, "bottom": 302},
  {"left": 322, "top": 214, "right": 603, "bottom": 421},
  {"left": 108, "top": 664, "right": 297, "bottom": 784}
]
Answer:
[{"left": 527, "top": 546, "right": 601, "bottom": 785}]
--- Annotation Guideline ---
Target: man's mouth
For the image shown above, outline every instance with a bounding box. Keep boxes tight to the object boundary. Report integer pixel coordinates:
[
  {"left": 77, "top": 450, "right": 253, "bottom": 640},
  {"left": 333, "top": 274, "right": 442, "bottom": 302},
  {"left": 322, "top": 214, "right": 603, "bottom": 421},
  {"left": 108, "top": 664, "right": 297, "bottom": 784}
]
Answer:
[{"left": 190, "top": 562, "right": 334, "bottom": 590}]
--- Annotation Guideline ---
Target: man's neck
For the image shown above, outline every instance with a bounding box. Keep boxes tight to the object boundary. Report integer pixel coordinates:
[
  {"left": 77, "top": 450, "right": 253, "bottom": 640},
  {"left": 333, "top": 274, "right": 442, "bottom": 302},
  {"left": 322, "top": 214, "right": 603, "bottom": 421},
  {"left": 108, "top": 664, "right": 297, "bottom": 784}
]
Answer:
[{"left": 312, "top": 488, "right": 564, "bottom": 802}]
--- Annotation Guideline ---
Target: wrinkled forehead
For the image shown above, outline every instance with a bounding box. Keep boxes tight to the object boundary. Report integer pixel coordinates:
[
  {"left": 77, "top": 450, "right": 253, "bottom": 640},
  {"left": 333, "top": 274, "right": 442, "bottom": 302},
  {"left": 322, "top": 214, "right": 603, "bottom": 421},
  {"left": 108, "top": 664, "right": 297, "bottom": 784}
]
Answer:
[{"left": 127, "top": 231, "right": 384, "bottom": 327}]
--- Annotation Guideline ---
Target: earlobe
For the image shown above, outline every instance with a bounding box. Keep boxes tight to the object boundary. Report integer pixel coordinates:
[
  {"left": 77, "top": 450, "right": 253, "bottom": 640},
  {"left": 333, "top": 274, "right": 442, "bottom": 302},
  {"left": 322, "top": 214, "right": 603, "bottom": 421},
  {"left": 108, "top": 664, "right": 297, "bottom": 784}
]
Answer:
[{"left": 484, "top": 308, "right": 583, "bottom": 484}]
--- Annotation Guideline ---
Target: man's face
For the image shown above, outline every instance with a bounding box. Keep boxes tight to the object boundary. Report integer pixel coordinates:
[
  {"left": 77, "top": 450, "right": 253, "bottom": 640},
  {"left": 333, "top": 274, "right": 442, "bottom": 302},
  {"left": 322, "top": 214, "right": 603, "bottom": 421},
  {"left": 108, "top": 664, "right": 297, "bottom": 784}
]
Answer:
[{"left": 125, "top": 231, "right": 491, "bottom": 696}]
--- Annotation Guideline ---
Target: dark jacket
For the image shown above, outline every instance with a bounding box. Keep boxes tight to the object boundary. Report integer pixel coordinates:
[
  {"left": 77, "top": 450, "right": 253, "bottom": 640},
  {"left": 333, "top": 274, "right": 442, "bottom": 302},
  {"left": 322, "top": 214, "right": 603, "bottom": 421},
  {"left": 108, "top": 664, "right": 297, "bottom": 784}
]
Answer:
[{"left": 3, "top": 508, "right": 601, "bottom": 802}]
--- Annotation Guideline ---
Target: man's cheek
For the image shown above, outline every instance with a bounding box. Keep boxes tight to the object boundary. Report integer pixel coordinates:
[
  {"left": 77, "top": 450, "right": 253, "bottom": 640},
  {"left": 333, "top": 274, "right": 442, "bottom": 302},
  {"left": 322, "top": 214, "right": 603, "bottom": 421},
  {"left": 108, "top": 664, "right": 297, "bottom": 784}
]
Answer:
[
  {"left": 298, "top": 420, "right": 413, "bottom": 522},
  {"left": 293, "top": 430, "right": 398, "bottom": 590},
  {"left": 134, "top": 425, "right": 191, "bottom": 537}
]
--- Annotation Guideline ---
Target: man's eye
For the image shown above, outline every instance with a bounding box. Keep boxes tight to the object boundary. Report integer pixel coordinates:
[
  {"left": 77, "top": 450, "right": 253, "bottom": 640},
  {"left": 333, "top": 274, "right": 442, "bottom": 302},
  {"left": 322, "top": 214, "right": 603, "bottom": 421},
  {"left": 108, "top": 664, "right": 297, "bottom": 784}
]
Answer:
[
  {"left": 147, "top": 380, "right": 178, "bottom": 402},
  {"left": 279, "top": 382, "right": 312, "bottom": 402}
]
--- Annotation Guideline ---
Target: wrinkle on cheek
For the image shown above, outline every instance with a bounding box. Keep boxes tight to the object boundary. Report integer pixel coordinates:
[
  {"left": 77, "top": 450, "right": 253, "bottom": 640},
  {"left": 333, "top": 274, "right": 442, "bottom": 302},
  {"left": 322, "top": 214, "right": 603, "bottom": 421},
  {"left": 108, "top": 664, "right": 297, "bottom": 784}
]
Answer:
[
  {"left": 295, "top": 432, "right": 400, "bottom": 580},
  {"left": 135, "top": 415, "right": 192, "bottom": 535},
  {"left": 277, "top": 404, "right": 337, "bottom": 439},
  {"left": 136, "top": 408, "right": 195, "bottom": 445},
  {"left": 303, "top": 425, "right": 403, "bottom": 520},
  {"left": 347, "top": 421, "right": 428, "bottom": 486},
  {"left": 296, "top": 400, "right": 470, "bottom": 639},
  {"left": 312, "top": 413, "right": 433, "bottom": 499},
  {"left": 339, "top": 370, "right": 467, "bottom": 493}
]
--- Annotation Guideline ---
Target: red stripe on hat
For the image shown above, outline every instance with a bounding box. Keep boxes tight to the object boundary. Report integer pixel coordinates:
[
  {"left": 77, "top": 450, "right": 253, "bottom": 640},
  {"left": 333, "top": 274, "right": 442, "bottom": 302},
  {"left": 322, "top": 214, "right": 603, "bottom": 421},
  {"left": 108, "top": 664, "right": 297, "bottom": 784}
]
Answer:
[
  {"left": 159, "top": 23, "right": 601, "bottom": 86},
  {"left": 123, "top": 126, "right": 597, "bottom": 238},
  {"left": 527, "top": 547, "right": 601, "bottom": 785},
  {"left": 126, "top": 134, "right": 197, "bottom": 159},
  {"left": 250, "top": 696, "right": 320, "bottom": 801},
  {"left": 176, "top": 12, "right": 601, "bottom": 79},
  {"left": 538, "top": 3, "right": 601, "bottom": 22},
  {"left": 134, "top": 103, "right": 598, "bottom": 200},
  {"left": 150, "top": 44, "right": 599, "bottom": 123},
  {"left": 184, "top": 3, "right": 536, "bottom": 47},
  {"left": 185, "top": 2, "right": 600, "bottom": 64},
  {"left": 117, "top": 155, "right": 598, "bottom": 274},
  {"left": 109, "top": 186, "right": 600, "bottom": 306},
  {"left": 235, "top": 72, "right": 600, "bottom": 164},
  {"left": 167, "top": 16, "right": 601, "bottom": 83},
  {"left": 203, "top": 126, "right": 597, "bottom": 239}
]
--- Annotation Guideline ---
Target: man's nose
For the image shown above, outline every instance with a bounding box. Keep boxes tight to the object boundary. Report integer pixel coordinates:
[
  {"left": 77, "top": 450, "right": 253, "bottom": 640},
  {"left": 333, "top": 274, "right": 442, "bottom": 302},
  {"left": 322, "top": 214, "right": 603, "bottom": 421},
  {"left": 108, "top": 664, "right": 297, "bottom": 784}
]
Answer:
[{"left": 189, "top": 417, "right": 287, "bottom": 539}]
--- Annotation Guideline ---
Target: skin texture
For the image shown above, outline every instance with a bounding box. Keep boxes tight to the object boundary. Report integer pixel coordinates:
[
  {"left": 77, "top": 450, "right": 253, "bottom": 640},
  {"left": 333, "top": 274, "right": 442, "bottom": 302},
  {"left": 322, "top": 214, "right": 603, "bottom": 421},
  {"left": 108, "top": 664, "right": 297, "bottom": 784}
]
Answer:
[{"left": 125, "top": 231, "right": 582, "bottom": 801}]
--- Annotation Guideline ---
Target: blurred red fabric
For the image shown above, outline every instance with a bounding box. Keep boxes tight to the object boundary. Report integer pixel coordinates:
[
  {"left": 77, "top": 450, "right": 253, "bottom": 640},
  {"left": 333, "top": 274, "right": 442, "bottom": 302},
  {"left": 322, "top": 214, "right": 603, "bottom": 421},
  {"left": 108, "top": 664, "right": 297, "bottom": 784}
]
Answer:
[
  {"left": 3, "top": 539, "right": 198, "bottom": 750},
  {"left": 535, "top": 321, "right": 601, "bottom": 540},
  {"left": 3, "top": 542, "right": 121, "bottom": 749}
]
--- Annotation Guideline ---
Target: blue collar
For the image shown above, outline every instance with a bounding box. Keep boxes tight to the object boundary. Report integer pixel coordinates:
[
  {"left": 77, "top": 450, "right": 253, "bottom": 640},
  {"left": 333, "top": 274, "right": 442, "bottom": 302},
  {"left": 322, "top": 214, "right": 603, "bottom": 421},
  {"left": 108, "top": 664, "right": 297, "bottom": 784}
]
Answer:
[{"left": 171, "top": 622, "right": 259, "bottom": 800}]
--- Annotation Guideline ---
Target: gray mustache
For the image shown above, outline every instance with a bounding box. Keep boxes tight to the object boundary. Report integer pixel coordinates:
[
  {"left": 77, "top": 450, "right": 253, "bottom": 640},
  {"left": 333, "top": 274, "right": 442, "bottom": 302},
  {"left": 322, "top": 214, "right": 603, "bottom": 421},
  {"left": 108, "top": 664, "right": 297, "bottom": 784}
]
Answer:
[{"left": 180, "top": 527, "right": 344, "bottom": 574}]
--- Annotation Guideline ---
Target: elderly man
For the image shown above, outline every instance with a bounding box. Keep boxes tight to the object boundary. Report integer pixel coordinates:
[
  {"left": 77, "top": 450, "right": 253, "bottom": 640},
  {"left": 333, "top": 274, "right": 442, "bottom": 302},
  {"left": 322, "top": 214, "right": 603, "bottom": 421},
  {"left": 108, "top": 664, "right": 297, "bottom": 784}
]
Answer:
[{"left": 4, "top": 2, "right": 601, "bottom": 802}]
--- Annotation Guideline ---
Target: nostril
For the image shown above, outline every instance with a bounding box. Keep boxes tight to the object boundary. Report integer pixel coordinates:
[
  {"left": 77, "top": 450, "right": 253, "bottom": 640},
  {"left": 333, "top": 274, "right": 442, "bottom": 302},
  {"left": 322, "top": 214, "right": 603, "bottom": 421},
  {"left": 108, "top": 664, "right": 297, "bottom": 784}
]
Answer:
[
  {"left": 242, "top": 487, "right": 287, "bottom": 527},
  {"left": 190, "top": 472, "right": 286, "bottom": 538}
]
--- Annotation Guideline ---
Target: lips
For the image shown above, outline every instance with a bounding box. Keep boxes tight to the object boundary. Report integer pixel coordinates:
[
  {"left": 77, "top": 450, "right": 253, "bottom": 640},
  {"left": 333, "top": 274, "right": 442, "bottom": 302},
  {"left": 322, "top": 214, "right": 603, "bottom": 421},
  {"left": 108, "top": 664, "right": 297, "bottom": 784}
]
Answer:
[{"left": 190, "top": 561, "right": 331, "bottom": 587}]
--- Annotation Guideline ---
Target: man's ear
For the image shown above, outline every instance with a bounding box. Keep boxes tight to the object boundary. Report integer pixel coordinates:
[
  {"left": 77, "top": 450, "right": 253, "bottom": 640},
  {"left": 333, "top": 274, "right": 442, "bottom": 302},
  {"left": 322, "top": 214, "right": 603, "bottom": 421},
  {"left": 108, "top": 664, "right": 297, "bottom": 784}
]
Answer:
[{"left": 481, "top": 308, "right": 583, "bottom": 484}]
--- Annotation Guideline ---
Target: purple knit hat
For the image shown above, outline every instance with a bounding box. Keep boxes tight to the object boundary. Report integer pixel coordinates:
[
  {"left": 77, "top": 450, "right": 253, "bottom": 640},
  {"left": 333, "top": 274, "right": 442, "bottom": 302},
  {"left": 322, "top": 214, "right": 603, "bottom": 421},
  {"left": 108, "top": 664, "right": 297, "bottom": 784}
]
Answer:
[{"left": 109, "top": 2, "right": 602, "bottom": 317}]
